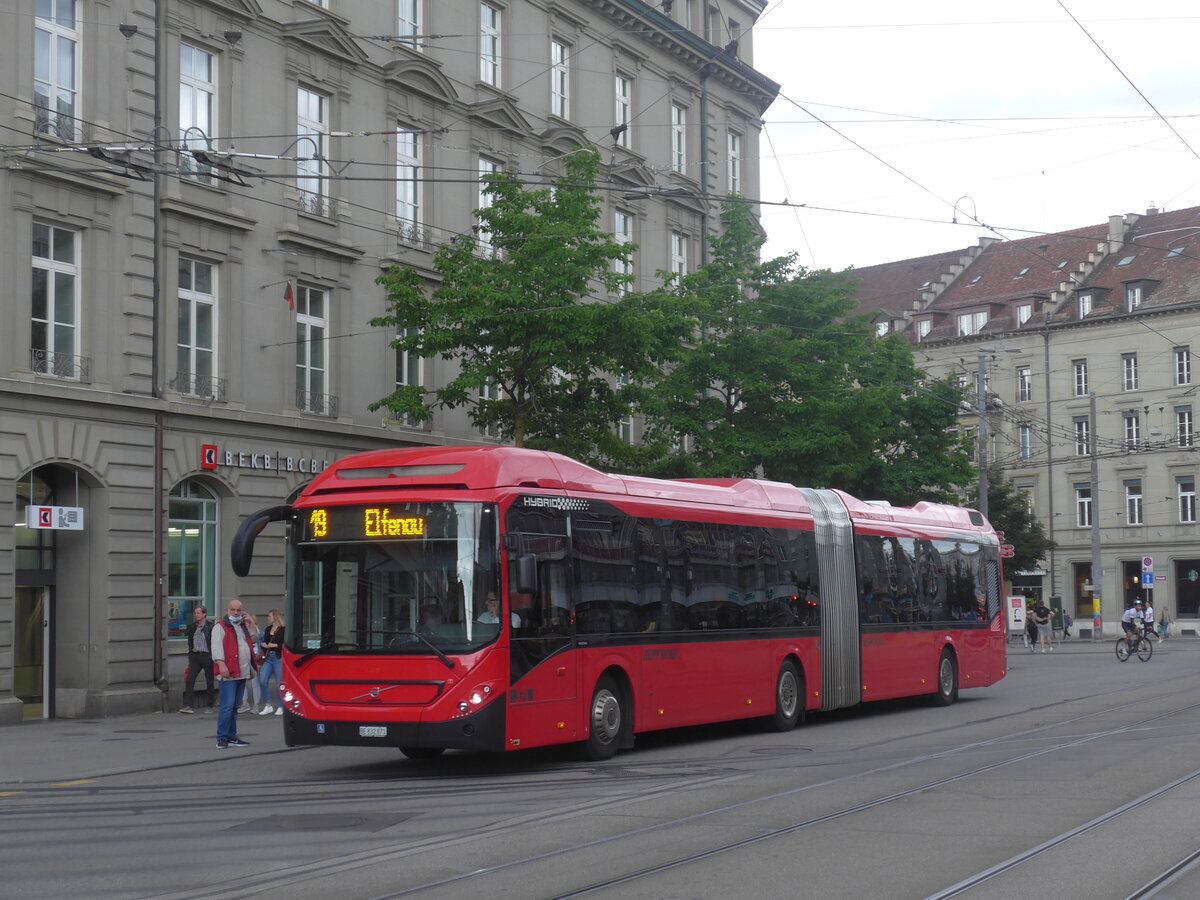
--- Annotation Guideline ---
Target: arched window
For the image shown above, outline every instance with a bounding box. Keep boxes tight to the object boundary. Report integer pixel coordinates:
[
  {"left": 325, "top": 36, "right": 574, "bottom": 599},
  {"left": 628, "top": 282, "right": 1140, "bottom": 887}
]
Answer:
[{"left": 168, "top": 480, "right": 219, "bottom": 638}]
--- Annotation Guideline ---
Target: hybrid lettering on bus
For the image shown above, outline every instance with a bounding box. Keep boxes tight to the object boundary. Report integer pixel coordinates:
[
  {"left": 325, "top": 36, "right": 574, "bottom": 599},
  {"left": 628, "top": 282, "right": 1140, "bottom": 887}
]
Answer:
[{"left": 231, "top": 446, "right": 1006, "bottom": 760}]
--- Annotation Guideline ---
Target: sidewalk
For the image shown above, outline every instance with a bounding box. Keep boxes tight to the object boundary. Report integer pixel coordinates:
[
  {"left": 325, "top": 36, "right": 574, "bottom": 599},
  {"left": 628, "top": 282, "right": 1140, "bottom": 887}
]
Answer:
[{"left": 0, "top": 707, "right": 297, "bottom": 786}]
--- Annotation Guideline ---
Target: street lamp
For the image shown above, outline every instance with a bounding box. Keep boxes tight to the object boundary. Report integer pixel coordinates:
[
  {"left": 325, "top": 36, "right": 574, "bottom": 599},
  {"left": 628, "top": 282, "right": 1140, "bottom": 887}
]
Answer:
[{"left": 975, "top": 347, "right": 1021, "bottom": 518}]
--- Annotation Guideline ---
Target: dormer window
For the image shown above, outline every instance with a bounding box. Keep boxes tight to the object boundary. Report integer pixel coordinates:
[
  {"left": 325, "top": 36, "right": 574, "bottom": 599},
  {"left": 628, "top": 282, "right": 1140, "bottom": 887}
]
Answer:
[
  {"left": 1017, "top": 303, "right": 1032, "bottom": 325},
  {"left": 1078, "top": 293, "right": 1093, "bottom": 318},
  {"left": 1126, "top": 283, "right": 1142, "bottom": 311},
  {"left": 875, "top": 320, "right": 890, "bottom": 336},
  {"left": 916, "top": 319, "right": 932, "bottom": 340},
  {"left": 957, "top": 310, "right": 988, "bottom": 336}
]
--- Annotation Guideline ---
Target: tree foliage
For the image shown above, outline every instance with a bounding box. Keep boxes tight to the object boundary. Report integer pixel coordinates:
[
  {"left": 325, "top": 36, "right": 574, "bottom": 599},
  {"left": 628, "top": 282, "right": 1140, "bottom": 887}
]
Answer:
[
  {"left": 630, "top": 203, "right": 975, "bottom": 504},
  {"left": 370, "top": 148, "right": 692, "bottom": 455},
  {"left": 968, "top": 471, "right": 1056, "bottom": 575}
]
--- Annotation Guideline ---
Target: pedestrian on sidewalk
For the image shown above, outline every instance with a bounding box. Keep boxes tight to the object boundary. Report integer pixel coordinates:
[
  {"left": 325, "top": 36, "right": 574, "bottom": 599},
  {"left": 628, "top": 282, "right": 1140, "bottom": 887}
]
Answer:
[
  {"left": 1032, "top": 601, "right": 1054, "bottom": 652},
  {"left": 257, "top": 609, "right": 286, "bottom": 717},
  {"left": 1025, "top": 603, "right": 1038, "bottom": 652},
  {"left": 240, "top": 611, "right": 264, "bottom": 714},
  {"left": 180, "top": 605, "right": 215, "bottom": 713},
  {"left": 211, "top": 600, "right": 259, "bottom": 749}
]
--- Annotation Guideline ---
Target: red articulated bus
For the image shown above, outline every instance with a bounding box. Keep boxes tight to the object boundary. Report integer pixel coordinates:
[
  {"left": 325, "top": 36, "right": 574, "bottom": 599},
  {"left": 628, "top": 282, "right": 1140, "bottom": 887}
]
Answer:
[{"left": 231, "top": 445, "right": 1006, "bottom": 760}]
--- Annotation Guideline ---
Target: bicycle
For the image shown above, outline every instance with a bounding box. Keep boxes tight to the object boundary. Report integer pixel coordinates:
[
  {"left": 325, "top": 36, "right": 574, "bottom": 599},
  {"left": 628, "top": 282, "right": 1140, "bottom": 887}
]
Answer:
[{"left": 1115, "top": 629, "right": 1153, "bottom": 662}]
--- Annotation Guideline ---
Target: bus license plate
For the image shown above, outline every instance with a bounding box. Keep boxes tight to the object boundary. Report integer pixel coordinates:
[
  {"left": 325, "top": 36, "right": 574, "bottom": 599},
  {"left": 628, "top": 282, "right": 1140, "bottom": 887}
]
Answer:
[{"left": 359, "top": 726, "right": 387, "bottom": 738}]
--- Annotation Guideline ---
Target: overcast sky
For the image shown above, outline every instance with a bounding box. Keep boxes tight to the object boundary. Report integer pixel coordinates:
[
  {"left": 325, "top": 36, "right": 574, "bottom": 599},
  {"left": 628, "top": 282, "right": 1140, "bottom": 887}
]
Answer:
[{"left": 751, "top": 1, "right": 1200, "bottom": 272}]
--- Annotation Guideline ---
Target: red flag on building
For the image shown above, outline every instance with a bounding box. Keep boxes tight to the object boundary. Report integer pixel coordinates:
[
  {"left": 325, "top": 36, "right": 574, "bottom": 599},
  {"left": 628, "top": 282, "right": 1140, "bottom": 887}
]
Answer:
[{"left": 283, "top": 280, "right": 294, "bottom": 310}]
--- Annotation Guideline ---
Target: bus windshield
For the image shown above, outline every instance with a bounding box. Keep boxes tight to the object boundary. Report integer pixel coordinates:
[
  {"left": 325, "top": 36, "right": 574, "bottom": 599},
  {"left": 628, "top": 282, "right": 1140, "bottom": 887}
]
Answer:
[{"left": 290, "top": 501, "right": 499, "bottom": 656}]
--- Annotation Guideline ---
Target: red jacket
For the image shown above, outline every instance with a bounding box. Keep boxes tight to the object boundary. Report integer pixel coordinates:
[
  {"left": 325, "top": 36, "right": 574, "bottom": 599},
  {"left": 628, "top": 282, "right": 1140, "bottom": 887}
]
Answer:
[{"left": 212, "top": 617, "right": 257, "bottom": 679}]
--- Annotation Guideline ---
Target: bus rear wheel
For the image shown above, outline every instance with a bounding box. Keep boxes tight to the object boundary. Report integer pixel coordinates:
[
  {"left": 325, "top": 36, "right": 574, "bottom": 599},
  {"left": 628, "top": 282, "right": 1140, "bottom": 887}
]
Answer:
[
  {"left": 583, "top": 676, "right": 624, "bottom": 761},
  {"left": 929, "top": 649, "right": 958, "bottom": 706},
  {"left": 399, "top": 746, "right": 445, "bottom": 760},
  {"left": 768, "top": 661, "right": 804, "bottom": 732}
]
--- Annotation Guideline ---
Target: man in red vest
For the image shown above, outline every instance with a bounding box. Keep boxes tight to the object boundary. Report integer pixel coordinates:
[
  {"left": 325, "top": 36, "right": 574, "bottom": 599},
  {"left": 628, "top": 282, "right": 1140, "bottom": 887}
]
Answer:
[{"left": 211, "top": 600, "right": 258, "bottom": 749}]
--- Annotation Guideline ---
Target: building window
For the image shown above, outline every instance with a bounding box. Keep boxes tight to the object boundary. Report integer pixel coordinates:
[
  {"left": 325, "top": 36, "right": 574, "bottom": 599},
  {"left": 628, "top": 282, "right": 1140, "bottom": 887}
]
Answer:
[
  {"left": 1074, "top": 416, "right": 1090, "bottom": 456},
  {"left": 167, "top": 480, "right": 219, "bottom": 639},
  {"left": 1122, "top": 353, "right": 1139, "bottom": 391},
  {"left": 1178, "top": 407, "right": 1194, "bottom": 448},
  {"left": 180, "top": 44, "right": 216, "bottom": 182},
  {"left": 1125, "top": 480, "right": 1143, "bottom": 525},
  {"left": 1075, "top": 484, "right": 1092, "bottom": 528},
  {"left": 1016, "top": 365, "right": 1032, "bottom": 402},
  {"left": 1123, "top": 411, "right": 1140, "bottom": 450},
  {"left": 669, "top": 231, "right": 688, "bottom": 277},
  {"left": 395, "top": 127, "right": 421, "bottom": 237},
  {"left": 613, "top": 209, "right": 633, "bottom": 294},
  {"left": 670, "top": 103, "right": 687, "bottom": 174},
  {"left": 397, "top": 0, "right": 422, "bottom": 51},
  {"left": 1126, "top": 284, "right": 1142, "bottom": 311},
  {"left": 177, "top": 258, "right": 216, "bottom": 397},
  {"left": 393, "top": 326, "right": 423, "bottom": 426},
  {"left": 480, "top": 2, "right": 502, "bottom": 86},
  {"left": 1073, "top": 359, "right": 1089, "bottom": 396},
  {"left": 477, "top": 156, "right": 500, "bottom": 255},
  {"left": 1019, "top": 424, "right": 1034, "bottom": 459},
  {"left": 727, "top": 132, "right": 741, "bottom": 194},
  {"left": 479, "top": 380, "right": 501, "bottom": 439},
  {"left": 34, "top": 0, "right": 79, "bottom": 139},
  {"left": 957, "top": 310, "right": 987, "bottom": 336},
  {"left": 1016, "top": 303, "right": 1032, "bottom": 325},
  {"left": 616, "top": 374, "right": 633, "bottom": 444},
  {"left": 1176, "top": 346, "right": 1192, "bottom": 385},
  {"left": 614, "top": 74, "right": 632, "bottom": 148},
  {"left": 1078, "top": 293, "right": 1092, "bottom": 318},
  {"left": 1179, "top": 477, "right": 1197, "bottom": 524},
  {"left": 550, "top": 39, "right": 570, "bottom": 118},
  {"left": 31, "top": 223, "right": 80, "bottom": 378},
  {"left": 296, "top": 87, "right": 328, "bottom": 215},
  {"left": 295, "top": 285, "right": 331, "bottom": 415},
  {"left": 916, "top": 320, "right": 932, "bottom": 340}
]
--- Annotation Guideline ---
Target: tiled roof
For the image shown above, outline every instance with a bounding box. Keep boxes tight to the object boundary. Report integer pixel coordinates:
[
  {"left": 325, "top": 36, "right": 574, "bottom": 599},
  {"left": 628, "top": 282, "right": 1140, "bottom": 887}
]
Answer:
[
  {"left": 847, "top": 248, "right": 972, "bottom": 319},
  {"left": 1048, "top": 207, "right": 1200, "bottom": 323}
]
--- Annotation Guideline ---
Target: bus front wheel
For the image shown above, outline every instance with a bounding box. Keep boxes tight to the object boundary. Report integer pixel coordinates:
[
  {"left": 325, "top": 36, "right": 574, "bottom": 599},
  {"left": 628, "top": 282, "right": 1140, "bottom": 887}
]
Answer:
[
  {"left": 768, "top": 660, "right": 804, "bottom": 731},
  {"left": 583, "top": 676, "right": 624, "bottom": 761}
]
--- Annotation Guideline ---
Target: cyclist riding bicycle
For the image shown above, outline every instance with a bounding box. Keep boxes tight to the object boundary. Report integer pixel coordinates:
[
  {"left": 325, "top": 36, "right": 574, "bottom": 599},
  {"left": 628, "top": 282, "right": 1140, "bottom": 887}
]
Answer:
[{"left": 1120, "top": 600, "right": 1145, "bottom": 648}]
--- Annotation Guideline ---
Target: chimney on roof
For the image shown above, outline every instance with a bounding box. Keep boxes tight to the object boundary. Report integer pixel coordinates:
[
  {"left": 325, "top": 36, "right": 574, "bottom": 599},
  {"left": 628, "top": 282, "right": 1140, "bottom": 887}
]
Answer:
[
  {"left": 1147, "top": 204, "right": 1159, "bottom": 215},
  {"left": 1108, "top": 215, "right": 1127, "bottom": 253}
]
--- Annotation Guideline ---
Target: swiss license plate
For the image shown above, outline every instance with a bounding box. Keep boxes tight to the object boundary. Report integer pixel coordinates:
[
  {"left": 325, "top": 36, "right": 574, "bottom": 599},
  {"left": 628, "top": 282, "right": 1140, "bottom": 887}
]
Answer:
[{"left": 359, "top": 726, "right": 387, "bottom": 738}]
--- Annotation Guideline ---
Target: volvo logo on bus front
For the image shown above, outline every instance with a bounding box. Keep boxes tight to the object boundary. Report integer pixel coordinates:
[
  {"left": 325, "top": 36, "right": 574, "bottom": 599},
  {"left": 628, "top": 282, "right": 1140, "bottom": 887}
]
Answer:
[{"left": 350, "top": 685, "right": 399, "bottom": 702}]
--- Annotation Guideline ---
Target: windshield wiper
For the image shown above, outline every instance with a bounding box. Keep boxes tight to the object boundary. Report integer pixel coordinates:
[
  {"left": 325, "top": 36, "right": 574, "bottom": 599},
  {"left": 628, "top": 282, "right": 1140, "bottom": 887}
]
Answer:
[
  {"left": 390, "top": 629, "right": 456, "bottom": 669},
  {"left": 295, "top": 641, "right": 341, "bottom": 668}
]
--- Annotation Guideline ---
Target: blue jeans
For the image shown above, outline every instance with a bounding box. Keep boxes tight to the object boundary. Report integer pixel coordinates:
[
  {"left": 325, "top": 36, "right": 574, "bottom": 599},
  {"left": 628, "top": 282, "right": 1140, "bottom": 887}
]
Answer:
[
  {"left": 259, "top": 654, "right": 282, "bottom": 706},
  {"left": 216, "top": 678, "right": 248, "bottom": 742}
]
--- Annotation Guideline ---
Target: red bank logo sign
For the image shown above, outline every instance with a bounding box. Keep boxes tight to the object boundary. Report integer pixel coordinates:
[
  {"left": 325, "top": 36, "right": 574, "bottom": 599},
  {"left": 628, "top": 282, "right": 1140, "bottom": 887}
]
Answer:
[{"left": 200, "top": 443, "right": 332, "bottom": 475}]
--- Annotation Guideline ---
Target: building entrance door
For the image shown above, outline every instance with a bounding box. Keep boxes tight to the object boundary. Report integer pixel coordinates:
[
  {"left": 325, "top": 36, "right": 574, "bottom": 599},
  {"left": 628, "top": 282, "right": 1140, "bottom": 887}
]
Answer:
[{"left": 15, "top": 586, "right": 53, "bottom": 719}]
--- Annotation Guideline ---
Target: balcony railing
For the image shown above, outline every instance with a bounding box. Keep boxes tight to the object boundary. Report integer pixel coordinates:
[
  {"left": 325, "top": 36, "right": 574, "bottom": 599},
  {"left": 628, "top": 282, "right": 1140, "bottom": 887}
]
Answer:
[
  {"left": 297, "top": 390, "right": 337, "bottom": 417},
  {"left": 297, "top": 190, "right": 331, "bottom": 218},
  {"left": 171, "top": 372, "right": 227, "bottom": 403},
  {"left": 30, "top": 349, "right": 89, "bottom": 381}
]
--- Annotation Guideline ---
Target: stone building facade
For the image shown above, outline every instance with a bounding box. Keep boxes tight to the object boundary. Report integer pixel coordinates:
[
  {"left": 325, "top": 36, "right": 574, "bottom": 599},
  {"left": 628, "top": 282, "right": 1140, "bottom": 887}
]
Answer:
[{"left": 0, "top": 0, "right": 777, "bottom": 721}]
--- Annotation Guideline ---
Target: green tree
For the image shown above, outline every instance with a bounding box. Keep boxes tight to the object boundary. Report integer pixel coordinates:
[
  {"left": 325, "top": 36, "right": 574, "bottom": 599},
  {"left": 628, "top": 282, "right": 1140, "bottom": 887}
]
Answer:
[
  {"left": 632, "top": 202, "right": 974, "bottom": 504},
  {"left": 968, "top": 471, "right": 1055, "bottom": 575},
  {"left": 370, "top": 149, "right": 692, "bottom": 455}
]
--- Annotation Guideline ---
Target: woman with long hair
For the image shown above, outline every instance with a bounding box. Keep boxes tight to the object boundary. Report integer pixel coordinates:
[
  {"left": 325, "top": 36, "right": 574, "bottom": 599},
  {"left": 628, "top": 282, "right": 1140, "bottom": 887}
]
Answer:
[{"left": 257, "top": 609, "right": 286, "bottom": 716}]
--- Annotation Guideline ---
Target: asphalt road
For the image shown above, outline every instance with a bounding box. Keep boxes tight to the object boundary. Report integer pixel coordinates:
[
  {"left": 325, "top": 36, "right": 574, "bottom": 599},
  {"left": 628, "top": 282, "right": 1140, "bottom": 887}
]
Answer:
[{"left": 4, "top": 638, "right": 1200, "bottom": 899}]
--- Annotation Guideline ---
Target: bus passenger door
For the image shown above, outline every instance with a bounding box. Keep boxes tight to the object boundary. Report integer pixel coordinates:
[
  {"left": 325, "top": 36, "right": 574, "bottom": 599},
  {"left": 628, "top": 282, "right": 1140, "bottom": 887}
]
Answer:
[{"left": 507, "top": 533, "right": 579, "bottom": 750}]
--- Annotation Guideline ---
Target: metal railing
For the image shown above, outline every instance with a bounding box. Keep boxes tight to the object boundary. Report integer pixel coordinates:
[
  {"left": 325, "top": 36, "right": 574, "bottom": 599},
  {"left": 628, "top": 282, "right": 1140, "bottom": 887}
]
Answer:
[{"left": 30, "top": 349, "right": 89, "bottom": 381}]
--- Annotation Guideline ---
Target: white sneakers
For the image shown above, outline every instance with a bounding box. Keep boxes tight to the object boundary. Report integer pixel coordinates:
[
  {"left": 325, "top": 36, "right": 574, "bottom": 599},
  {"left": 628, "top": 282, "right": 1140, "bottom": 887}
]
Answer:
[
  {"left": 258, "top": 705, "right": 274, "bottom": 715},
  {"left": 275, "top": 707, "right": 283, "bottom": 716}
]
